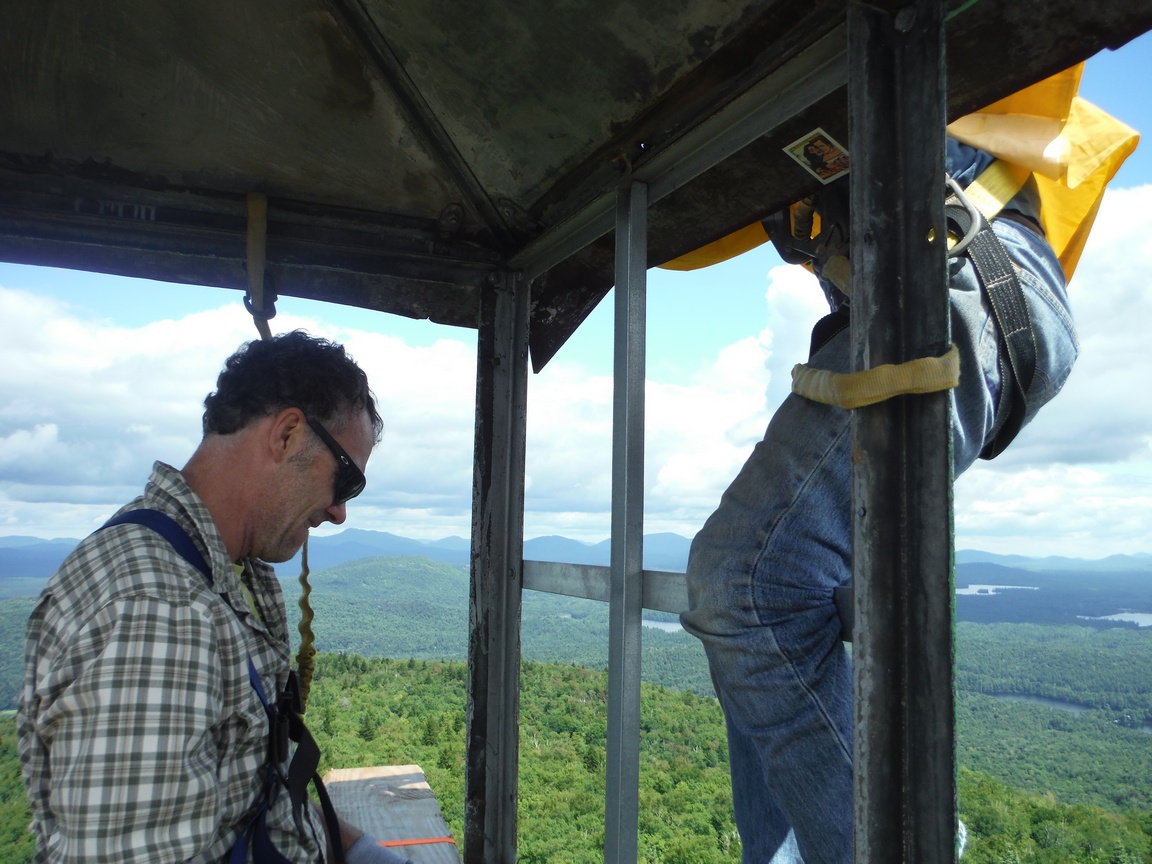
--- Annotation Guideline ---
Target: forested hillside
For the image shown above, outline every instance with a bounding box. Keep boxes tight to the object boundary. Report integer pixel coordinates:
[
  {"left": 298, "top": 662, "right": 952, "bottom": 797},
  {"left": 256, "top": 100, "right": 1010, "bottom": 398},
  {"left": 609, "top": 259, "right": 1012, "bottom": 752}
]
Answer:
[
  {"left": 958, "top": 623, "right": 1152, "bottom": 726},
  {"left": 271, "top": 555, "right": 718, "bottom": 694},
  {"left": 2, "top": 656, "right": 1150, "bottom": 864},
  {"left": 2, "top": 554, "right": 1150, "bottom": 861},
  {"left": 0, "top": 599, "right": 33, "bottom": 710}
]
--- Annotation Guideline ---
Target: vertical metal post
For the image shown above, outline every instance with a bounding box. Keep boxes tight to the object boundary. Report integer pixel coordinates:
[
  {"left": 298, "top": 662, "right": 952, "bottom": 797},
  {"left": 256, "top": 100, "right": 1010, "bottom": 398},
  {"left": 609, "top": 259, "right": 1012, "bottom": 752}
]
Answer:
[
  {"left": 604, "top": 181, "right": 647, "bottom": 864},
  {"left": 848, "top": 1, "right": 957, "bottom": 862},
  {"left": 466, "top": 270, "right": 529, "bottom": 864}
]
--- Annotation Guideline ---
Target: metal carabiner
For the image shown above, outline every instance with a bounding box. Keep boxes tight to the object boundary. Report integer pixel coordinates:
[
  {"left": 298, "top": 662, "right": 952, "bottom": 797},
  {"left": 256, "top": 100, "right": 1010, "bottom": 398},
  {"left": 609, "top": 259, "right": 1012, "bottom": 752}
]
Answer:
[{"left": 943, "top": 173, "right": 983, "bottom": 258}]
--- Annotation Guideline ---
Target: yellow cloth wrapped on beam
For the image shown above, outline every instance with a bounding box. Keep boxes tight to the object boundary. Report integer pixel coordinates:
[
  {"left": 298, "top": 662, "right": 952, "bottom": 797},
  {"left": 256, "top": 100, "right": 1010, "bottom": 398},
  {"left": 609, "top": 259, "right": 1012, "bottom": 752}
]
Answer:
[{"left": 790, "top": 344, "right": 961, "bottom": 410}]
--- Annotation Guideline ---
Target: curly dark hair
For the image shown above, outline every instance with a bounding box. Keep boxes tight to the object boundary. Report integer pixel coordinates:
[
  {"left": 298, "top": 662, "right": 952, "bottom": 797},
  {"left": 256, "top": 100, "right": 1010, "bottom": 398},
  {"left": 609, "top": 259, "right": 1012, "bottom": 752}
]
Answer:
[{"left": 202, "top": 330, "right": 382, "bottom": 439}]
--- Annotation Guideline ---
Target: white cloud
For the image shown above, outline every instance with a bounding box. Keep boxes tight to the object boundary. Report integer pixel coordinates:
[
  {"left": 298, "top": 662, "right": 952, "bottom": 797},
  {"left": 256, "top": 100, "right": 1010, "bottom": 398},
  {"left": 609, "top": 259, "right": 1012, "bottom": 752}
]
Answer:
[
  {"left": 337, "top": 330, "right": 477, "bottom": 507},
  {"left": 645, "top": 265, "right": 828, "bottom": 530},
  {"left": 521, "top": 261, "right": 828, "bottom": 541},
  {"left": 0, "top": 288, "right": 484, "bottom": 540},
  {"left": 955, "top": 461, "right": 1152, "bottom": 556},
  {"left": 985, "top": 184, "right": 1152, "bottom": 468},
  {"left": 952, "top": 184, "right": 1152, "bottom": 556},
  {"left": 2, "top": 185, "right": 1150, "bottom": 558},
  {"left": 0, "top": 290, "right": 249, "bottom": 501}
]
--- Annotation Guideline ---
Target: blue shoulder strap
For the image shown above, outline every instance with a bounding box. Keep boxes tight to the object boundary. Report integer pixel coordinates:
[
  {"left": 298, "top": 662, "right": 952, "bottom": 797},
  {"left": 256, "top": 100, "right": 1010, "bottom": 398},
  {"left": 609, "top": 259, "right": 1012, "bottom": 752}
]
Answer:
[{"left": 100, "top": 509, "right": 213, "bottom": 585}]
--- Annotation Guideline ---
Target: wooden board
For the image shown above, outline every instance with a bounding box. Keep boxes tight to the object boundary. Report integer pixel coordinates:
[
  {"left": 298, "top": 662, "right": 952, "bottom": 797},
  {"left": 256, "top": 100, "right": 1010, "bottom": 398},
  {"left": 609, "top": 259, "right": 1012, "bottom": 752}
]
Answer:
[{"left": 324, "top": 765, "right": 461, "bottom": 864}]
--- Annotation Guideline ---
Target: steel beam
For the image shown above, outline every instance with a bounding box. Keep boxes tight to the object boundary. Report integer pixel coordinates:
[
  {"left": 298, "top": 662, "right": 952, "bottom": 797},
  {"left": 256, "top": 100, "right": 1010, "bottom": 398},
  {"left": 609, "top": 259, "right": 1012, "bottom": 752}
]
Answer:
[
  {"left": 510, "top": 26, "right": 847, "bottom": 283},
  {"left": 521, "top": 560, "right": 689, "bottom": 616},
  {"left": 604, "top": 181, "right": 647, "bottom": 864},
  {"left": 466, "top": 270, "right": 529, "bottom": 864},
  {"left": 848, "top": 1, "right": 956, "bottom": 862}
]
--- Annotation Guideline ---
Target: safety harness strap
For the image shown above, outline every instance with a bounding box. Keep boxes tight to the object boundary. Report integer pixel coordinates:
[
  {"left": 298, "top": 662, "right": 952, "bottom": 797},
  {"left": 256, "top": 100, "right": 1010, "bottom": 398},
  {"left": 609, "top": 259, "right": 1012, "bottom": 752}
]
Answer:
[
  {"left": 247, "top": 659, "right": 347, "bottom": 864},
  {"left": 790, "top": 167, "right": 1039, "bottom": 460},
  {"left": 945, "top": 196, "right": 1039, "bottom": 459},
  {"left": 101, "top": 510, "right": 213, "bottom": 584}
]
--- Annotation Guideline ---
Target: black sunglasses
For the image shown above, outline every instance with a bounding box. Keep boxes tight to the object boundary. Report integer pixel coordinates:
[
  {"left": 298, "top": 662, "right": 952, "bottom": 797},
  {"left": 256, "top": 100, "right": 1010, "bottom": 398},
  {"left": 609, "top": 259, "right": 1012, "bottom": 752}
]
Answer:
[{"left": 305, "top": 416, "right": 366, "bottom": 506}]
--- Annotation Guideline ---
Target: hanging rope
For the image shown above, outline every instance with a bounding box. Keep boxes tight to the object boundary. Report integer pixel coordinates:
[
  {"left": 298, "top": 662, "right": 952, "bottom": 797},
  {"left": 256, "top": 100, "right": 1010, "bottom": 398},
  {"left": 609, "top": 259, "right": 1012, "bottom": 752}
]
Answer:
[
  {"left": 296, "top": 535, "right": 317, "bottom": 709},
  {"left": 245, "top": 192, "right": 315, "bottom": 711}
]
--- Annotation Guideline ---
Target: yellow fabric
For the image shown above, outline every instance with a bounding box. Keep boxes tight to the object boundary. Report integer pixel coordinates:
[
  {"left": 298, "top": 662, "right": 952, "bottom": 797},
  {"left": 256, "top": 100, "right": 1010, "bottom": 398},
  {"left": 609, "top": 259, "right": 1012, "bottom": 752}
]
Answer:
[
  {"left": 659, "top": 221, "right": 770, "bottom": 271},
  {"left": 1032, "top": 98, "right": 1138, "bottom": 280},
  {"left": 791, "top": 344, "right": 961, "bottom": 410},
  {"left": 947, "top": 65, "right": 1139, "bottom": 282},
  {"left": 967, "top": 64, "right": 1081, "bottom": 123},
  {"left": 658, "top": 64, "right": 1137, "bottom": 282},
  {"left": 961, "top": 159, "right": 1033, "bottom": 223}
]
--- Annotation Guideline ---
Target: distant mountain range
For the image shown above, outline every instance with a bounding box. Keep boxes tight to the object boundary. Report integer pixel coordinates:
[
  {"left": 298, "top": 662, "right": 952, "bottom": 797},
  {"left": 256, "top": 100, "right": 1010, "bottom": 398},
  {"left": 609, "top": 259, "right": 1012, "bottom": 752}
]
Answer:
[
  {"left": 0, "top": 529, "right": 695, "bottom": 585},
  {"left": 3, "top": 528, "right": 1151, "bottom": 591},
  {"left": 2, "top": 536, "right": 1151, "bottom": 708},
  {"left": 955, "top": 549, "right": 1152, "bottom": 571}
]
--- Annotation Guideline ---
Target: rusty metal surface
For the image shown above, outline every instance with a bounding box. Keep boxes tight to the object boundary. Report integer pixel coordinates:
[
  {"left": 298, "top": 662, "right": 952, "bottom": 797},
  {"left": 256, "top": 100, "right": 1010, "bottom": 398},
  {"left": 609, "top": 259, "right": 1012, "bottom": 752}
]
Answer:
[
  {"left": 1, "top": 0, "right": 1149, "bottom": 364},
  {"left": 466, "top": 274, "right": 529, "bottom": 864},
  {"left": 848, "top": 1, "right": 957, "bottom": 860}
]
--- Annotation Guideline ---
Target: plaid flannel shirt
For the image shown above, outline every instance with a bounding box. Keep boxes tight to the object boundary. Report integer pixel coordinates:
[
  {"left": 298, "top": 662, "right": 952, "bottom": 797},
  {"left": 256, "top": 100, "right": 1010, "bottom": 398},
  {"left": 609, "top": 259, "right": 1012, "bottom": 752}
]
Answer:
[{"left": 19, "top": 462, "right": 326, "bottom": 863}]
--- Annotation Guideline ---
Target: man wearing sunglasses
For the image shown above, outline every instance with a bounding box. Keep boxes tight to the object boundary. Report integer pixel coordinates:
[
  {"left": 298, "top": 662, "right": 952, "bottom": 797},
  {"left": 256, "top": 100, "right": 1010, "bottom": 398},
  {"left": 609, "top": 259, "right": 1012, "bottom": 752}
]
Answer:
[{"left": 20, "top": 331, "right": 415, "bottom": 863}]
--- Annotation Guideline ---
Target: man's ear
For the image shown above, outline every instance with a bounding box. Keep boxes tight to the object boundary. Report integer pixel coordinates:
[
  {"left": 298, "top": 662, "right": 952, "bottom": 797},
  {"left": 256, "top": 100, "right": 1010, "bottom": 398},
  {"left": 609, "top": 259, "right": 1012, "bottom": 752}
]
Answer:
[{"left": 267, "top": 407, "right": 309, "bottom": 463}]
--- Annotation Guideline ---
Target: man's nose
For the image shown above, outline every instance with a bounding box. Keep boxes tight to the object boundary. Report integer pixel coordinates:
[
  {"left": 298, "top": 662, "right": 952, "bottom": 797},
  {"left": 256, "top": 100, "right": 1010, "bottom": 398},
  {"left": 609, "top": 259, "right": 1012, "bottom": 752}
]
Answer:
[{"left": 323, "top": 501, "right": 348, "bottom": 525}]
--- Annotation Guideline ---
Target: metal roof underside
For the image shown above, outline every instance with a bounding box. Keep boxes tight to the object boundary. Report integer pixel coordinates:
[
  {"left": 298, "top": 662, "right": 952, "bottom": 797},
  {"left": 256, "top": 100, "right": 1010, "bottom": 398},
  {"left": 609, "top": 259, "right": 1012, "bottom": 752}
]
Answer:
[{"left": 2, "top": 0, "right": 1150, "bottom": 370}]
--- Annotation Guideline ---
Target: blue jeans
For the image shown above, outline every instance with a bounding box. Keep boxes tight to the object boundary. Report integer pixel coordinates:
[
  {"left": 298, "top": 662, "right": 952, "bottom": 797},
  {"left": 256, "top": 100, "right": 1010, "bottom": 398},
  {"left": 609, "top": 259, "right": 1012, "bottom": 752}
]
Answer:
[{"left": 681, "top": 218, "right": 1078, "bottom": 863}]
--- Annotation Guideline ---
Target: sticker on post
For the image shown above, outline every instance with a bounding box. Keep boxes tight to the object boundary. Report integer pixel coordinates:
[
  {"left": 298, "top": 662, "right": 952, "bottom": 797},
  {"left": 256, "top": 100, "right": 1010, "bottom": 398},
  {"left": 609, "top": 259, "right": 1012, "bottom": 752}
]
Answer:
[{"left": 784, "top": 128, "right": 850, "bottom": 184}]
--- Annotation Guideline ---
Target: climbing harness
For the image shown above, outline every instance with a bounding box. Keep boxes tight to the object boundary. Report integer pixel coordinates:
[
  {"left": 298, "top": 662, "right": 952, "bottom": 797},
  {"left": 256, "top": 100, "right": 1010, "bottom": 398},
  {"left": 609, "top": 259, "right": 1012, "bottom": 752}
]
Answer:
[
  {"left": 98, "top": 510, "right": 345, "bottom": 863},
  {"left": 944, "top": 180, "right": 1038, "bottom": 459},
  {"left": 775, "top": 169, "right": 1040, "bottom": 460},
  {"left": 232, "top": 656, "right": 345, "bottom": 864}
]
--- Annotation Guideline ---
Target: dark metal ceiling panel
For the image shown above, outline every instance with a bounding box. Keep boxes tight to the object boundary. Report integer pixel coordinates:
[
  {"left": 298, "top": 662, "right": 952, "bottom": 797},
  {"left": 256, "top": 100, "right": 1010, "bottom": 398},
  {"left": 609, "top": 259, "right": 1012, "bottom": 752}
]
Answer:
[
  {"left": 352, "top": 0, "right": 798, "bottom": 209},
  {"left": 1, "top": 0, "right": 459, "bottom": 214},
  {"left": 0, "top": 0, "right": 1149, "bottom": 363}
]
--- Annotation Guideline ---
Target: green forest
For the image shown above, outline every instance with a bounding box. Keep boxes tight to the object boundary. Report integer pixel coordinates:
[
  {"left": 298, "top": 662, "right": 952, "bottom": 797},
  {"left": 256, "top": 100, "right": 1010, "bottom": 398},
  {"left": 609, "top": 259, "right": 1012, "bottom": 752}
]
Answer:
[
  {"left": 2, "top": 555, "right": 1150, "bottom": 861},
  {"left": 2, "top": 654, "right": 1151, "bottom": 863}
]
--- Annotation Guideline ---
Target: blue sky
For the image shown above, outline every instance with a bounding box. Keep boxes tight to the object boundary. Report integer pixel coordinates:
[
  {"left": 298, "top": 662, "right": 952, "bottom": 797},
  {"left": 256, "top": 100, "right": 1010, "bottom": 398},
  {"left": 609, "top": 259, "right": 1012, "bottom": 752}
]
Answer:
[{"left": 1, "top": 33, "right": 1150, "bottom": 557}]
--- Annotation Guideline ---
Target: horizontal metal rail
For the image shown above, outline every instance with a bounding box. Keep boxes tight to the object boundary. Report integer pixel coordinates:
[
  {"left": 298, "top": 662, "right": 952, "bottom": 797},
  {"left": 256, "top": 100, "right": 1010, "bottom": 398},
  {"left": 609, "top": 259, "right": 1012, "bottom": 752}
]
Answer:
[{"left": 522, "top": 559, "right": 688, "bottom": 615}]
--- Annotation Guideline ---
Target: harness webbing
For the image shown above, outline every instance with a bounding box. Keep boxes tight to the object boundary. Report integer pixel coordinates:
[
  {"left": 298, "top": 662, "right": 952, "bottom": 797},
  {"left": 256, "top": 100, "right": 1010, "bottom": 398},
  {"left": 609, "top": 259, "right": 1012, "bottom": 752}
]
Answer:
[
  {"left": 101, "top": 510, "right": 212, "bottom": 584},
  {"left": 946, "top": 199, "right": 1039, "bottom": 459},
  {"left": 788, "top": 172, "right": 1039, "bottom": 460}
]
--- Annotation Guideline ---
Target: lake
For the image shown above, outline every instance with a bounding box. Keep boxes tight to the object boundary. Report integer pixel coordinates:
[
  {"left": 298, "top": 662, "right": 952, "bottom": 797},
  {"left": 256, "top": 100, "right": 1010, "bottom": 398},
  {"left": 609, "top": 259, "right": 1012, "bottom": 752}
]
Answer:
[
  {"left": 955, "top": 584, "right": 1040, "bottom": 596},
  {"left": 992, "top": 693, "right": 1152, "bottom": 735},
  {"left": 1077, "top": 612, "right": 1152, "bottom": 627}
]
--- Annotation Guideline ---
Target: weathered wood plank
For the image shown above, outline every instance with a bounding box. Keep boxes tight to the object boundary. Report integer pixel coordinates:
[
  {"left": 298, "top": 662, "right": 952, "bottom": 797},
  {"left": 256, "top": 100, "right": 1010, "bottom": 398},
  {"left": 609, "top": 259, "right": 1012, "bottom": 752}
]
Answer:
[{"left": 324, "top": 765, "right": 462, "bottom": 864}]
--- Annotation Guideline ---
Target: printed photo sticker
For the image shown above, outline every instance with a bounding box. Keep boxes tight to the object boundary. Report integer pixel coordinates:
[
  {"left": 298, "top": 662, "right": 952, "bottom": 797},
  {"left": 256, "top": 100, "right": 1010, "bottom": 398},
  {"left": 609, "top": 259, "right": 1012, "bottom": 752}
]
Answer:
[{"left": 784, "top": 128, "right": 850, "bottom": 184}]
